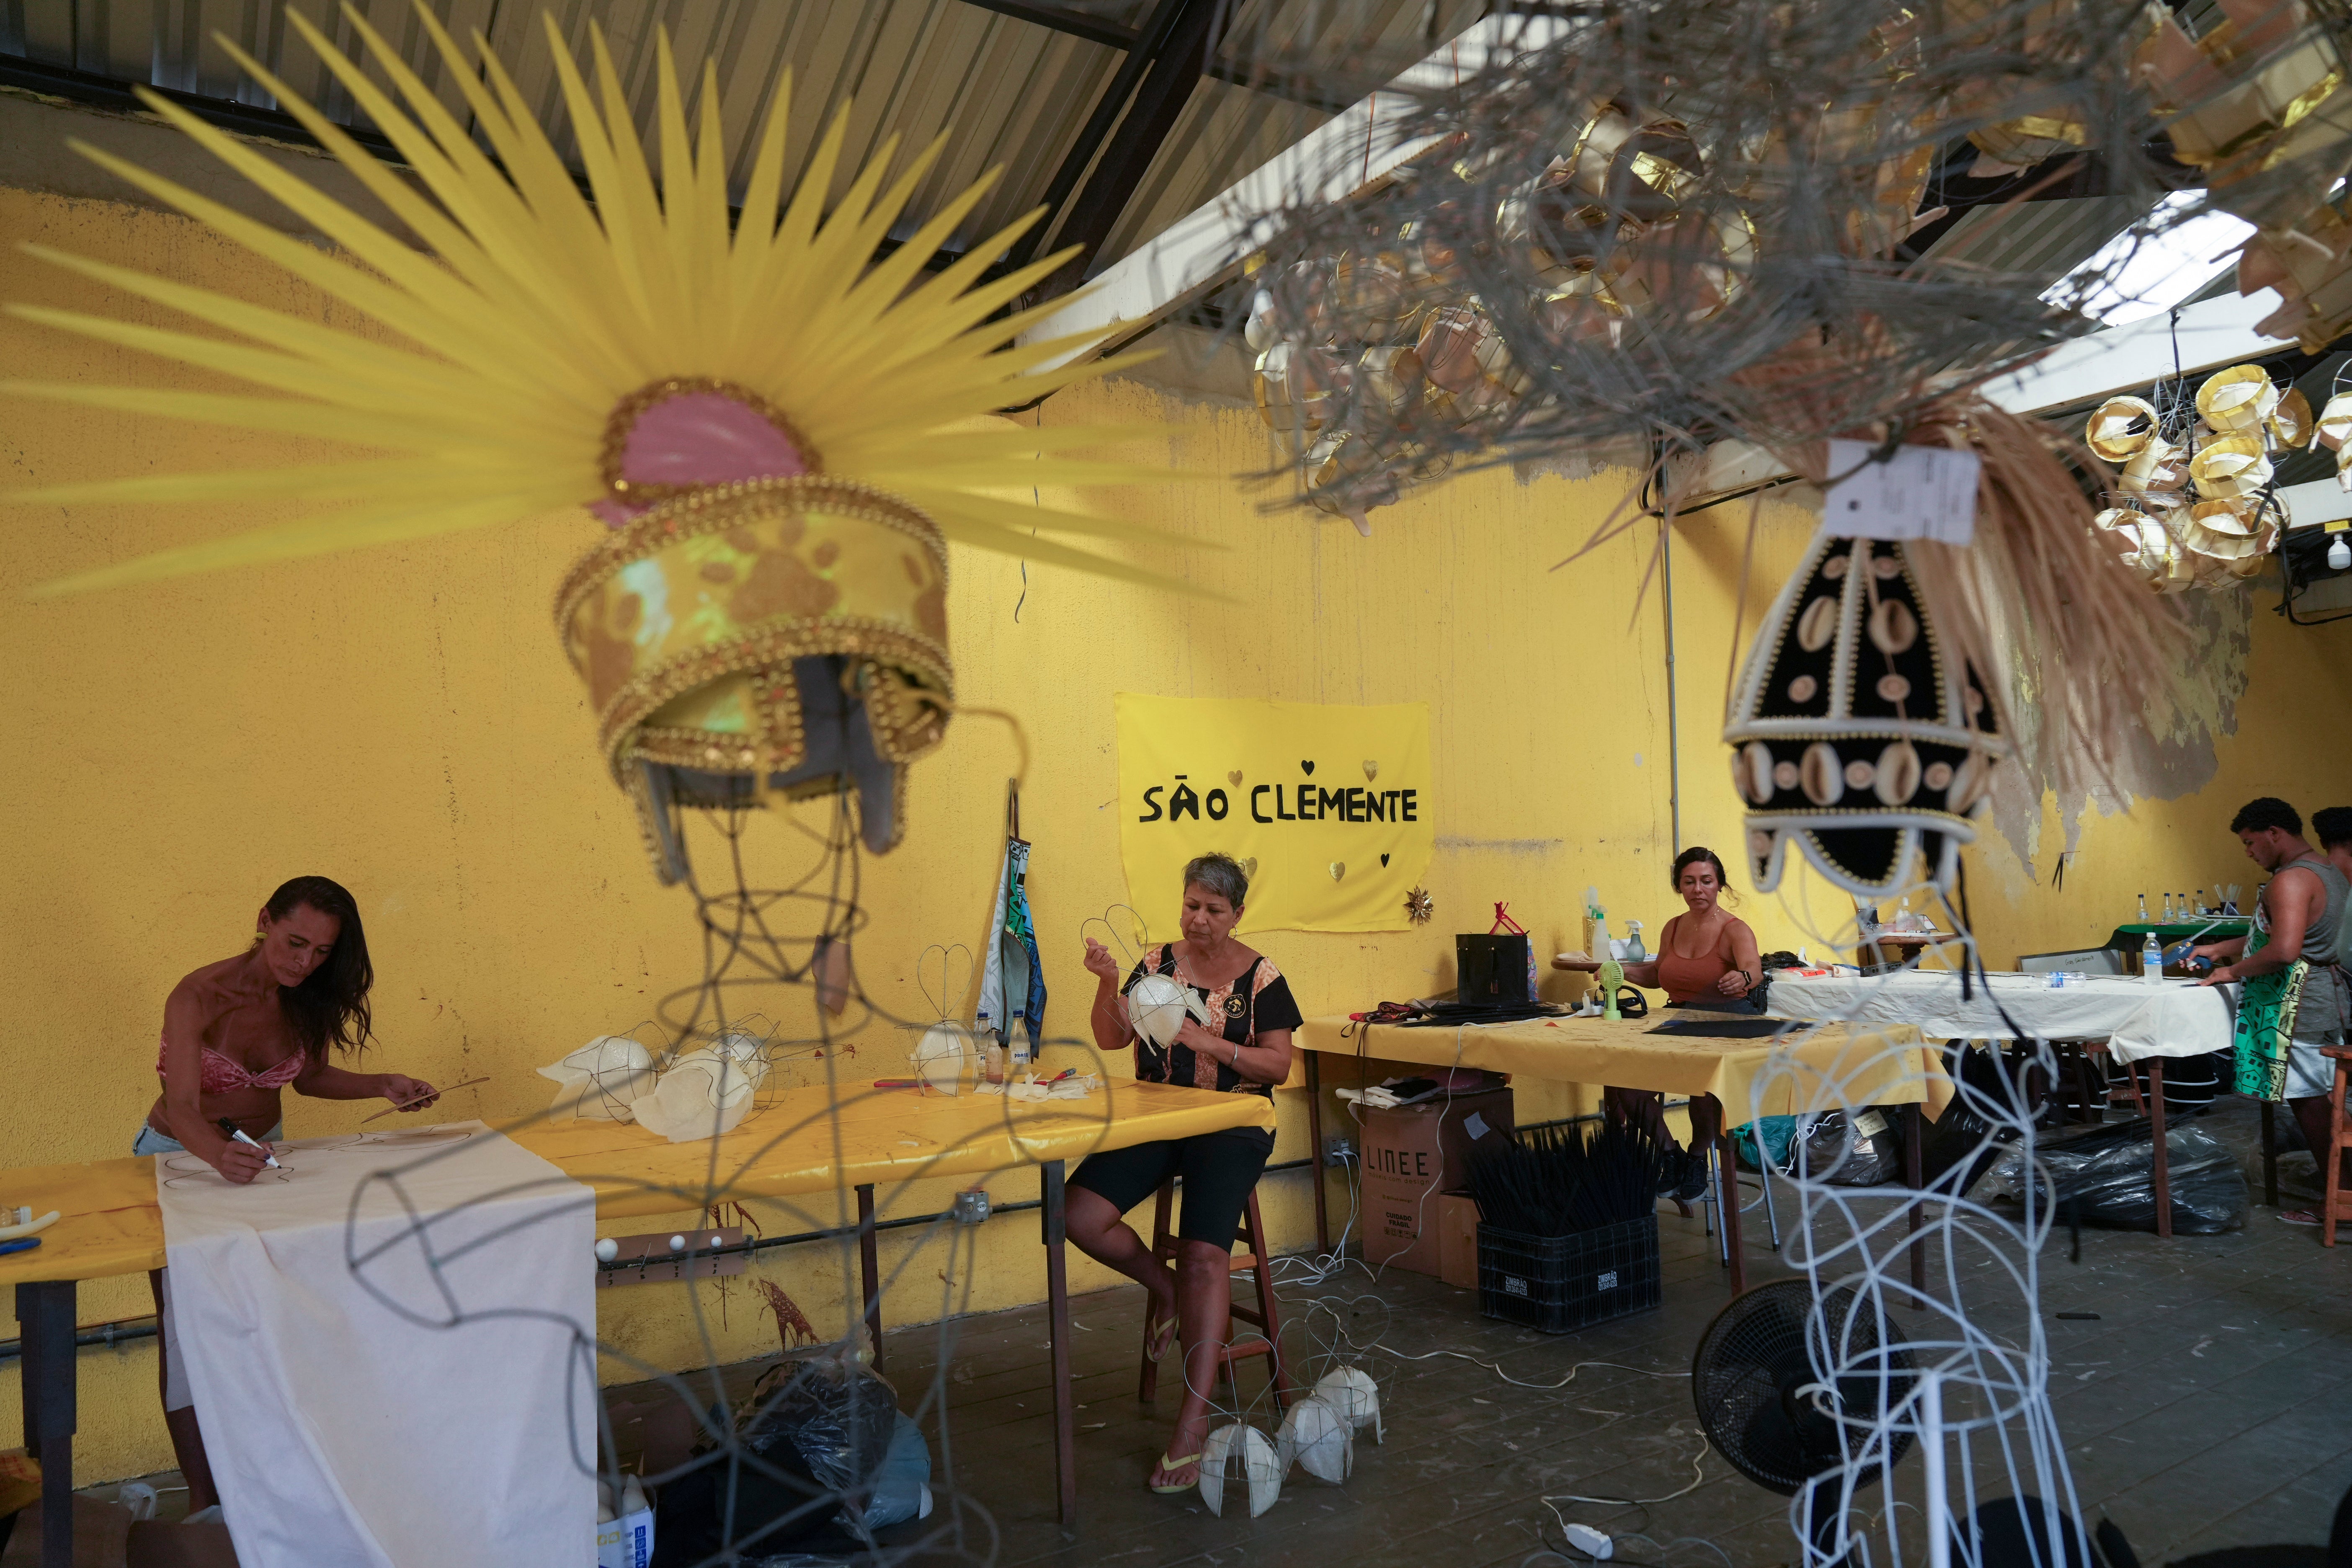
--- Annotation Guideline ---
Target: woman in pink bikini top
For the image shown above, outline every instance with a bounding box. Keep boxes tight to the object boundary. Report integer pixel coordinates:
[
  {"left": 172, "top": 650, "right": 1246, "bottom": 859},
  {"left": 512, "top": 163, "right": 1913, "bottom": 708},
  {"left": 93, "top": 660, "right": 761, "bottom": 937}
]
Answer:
[
  {"left": 144, "top": 876, "right": 441, "bottom": 1182},
  {"left": 142, "top": 876, "right": 444, "bottom": 1518}
]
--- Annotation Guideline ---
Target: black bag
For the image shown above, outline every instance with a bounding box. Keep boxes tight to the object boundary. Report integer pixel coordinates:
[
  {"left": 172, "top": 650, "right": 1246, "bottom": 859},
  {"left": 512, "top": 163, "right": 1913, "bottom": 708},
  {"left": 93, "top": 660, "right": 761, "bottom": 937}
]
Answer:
[
  {"left": 1796, "top": 1108, "right": 1904, "bottom": 1186},
  {"left": 651, "top": 1355, "right": 903, "bottom": 1564},
  {"left": 2006, "top": 1118, "right": 2248, "bottom": 1235}
]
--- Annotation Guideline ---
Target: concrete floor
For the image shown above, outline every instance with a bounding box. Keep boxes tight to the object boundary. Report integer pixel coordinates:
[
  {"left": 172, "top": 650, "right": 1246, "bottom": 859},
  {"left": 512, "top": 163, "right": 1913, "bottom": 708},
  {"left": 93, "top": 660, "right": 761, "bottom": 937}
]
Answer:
[{"left": 98, "top": 1095, "right": 2352, "bottom": 1566}]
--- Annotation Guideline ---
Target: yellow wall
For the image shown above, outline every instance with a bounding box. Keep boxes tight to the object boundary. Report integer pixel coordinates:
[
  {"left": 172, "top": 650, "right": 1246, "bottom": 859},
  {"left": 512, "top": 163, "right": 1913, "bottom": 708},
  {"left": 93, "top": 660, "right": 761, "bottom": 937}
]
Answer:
[{"left": 6, "top": 179, "right": 2352, "bottom": 1481}]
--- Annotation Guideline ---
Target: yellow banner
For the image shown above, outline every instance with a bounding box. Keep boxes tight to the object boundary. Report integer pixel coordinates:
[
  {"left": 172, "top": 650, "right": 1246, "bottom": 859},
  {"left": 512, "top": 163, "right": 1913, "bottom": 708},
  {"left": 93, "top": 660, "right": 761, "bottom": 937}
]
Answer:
[{"left": 1114, "top": 694, "right": 1435, "bottom": 936}]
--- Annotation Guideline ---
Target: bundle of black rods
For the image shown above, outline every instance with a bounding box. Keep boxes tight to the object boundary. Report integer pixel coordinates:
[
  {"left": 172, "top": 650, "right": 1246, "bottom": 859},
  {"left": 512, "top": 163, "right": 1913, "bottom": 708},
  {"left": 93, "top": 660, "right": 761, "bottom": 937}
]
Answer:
[{"left": 1468, "top": 1118, "right": 1668, "bottom": 1236}]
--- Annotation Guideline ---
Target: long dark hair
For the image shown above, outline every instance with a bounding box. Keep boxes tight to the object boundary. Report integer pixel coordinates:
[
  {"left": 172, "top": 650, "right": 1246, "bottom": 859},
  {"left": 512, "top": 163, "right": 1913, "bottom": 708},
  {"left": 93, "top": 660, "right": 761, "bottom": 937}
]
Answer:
[{"left": 261, "top": 876, "right": 374, "bottom": 1057}]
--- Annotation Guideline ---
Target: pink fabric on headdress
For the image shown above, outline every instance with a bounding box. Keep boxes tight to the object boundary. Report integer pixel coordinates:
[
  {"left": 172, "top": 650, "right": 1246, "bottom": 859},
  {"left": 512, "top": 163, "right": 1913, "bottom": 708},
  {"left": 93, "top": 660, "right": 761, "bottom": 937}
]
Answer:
[{"left": 591, "top": 390, "right": 810, "bottom": 526}]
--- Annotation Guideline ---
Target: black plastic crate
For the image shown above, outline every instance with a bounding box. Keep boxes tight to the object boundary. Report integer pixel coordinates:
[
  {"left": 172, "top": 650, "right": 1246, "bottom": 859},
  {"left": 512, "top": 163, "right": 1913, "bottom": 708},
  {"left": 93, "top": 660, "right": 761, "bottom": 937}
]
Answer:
[{"left": 1476, "top": 1214, "right": 1662, "bottom": 1333}]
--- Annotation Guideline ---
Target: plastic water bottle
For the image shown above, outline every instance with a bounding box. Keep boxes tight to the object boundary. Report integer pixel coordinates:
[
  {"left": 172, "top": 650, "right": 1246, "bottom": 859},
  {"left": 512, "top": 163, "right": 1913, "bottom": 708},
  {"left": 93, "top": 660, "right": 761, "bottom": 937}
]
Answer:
[
  {"left": 2143, "top": 929, "right": 2164, "bottom": 984},
  {"left": 2137, "top": 893, "right": 2149, "bottom": 923}
]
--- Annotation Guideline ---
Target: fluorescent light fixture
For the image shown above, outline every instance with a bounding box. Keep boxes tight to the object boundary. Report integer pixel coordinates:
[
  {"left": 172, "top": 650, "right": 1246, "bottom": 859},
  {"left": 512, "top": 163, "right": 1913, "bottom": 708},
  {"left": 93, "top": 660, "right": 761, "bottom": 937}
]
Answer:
[{"left": 2047, "top": 191, "right": 2257, "bottom": 326}]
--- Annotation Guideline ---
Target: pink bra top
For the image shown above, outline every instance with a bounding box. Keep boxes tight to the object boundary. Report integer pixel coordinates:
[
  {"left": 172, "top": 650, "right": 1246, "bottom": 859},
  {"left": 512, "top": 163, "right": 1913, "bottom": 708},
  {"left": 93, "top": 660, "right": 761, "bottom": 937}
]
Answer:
[{"left": 156, "top": 1037, "right": 306, "bottom": 1095}]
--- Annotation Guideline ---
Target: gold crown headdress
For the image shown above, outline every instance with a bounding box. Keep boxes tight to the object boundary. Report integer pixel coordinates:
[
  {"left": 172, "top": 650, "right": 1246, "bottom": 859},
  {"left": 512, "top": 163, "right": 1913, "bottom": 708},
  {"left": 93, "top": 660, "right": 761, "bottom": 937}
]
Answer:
[{"left": 4, "top": 5, "right": 1178, "bottom": 879}]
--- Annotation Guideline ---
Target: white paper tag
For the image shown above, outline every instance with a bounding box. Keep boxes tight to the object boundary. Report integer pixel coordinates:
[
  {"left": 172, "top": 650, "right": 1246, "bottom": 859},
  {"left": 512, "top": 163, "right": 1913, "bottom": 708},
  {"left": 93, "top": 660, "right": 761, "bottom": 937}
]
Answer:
[
  {"left": 1463, "top": 1111, "right": 1491, "bottom": 1141},
  {"left": 1854, "top": 1109, "right": 1889, "bottom": 1137},
  {"left": 1596, "top": 1269, "right": 1619, "bottom": 1291},
  {"left": 1824, "top": 440, "right": 1981, "bottom": 545}
]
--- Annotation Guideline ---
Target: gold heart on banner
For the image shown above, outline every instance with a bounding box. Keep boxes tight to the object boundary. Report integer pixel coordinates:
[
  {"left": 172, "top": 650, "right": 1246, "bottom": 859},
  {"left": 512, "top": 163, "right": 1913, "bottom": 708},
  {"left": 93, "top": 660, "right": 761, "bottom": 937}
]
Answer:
[
  {"left": 1240, "top": 857, "right": 1258, "bottom": 879},
  {"left": 1329, "top": 861, "right": 1346, "bottom": 881},
  {"left": 1363, "top": 760, "right": 1379, "bottom": 781},
  {"left": 1228, "top": 770, "right": 1243, "bottom": 785}
]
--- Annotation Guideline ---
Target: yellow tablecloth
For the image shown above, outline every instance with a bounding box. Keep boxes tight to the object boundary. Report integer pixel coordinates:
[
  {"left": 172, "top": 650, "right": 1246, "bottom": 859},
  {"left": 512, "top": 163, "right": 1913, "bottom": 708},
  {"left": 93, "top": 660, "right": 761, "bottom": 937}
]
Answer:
[
  {"left": 1298, "top": 1012, "right": 1946, "bottom": 1122},
  {"left": 0, "top": 1080, "right": 1270, "bottom": 1287}
]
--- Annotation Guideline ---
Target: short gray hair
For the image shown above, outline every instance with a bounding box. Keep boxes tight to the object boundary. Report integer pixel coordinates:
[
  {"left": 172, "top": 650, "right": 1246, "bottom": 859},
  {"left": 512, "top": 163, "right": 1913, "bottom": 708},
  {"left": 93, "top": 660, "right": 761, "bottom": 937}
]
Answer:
[{"left": 1183, "top": 853, "right": 1249, "bottom": 909}]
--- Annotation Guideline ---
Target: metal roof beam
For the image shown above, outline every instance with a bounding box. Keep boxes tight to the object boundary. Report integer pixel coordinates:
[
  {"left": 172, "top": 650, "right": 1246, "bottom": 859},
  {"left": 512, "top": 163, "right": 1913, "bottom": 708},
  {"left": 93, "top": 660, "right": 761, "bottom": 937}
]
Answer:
[
  {"left": 943, "top": 0, "right": 1354, "bottom": 111},
  {"left": 1023, "top": 0, "right": 1230, "bottom": 291}
]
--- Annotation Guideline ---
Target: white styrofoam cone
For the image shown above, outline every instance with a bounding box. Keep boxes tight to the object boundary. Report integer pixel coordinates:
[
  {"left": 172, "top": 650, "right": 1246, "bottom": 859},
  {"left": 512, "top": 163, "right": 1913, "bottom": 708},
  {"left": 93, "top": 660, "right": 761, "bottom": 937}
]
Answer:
[
  {"left": 1278, "top": 1394, "right": 1353, "bottom": 1483},
  {"left": 1314, "top": 1366, "right": 1382, "bottom": 1442},
  {"left": 912, "top": 1020, "right": 974, "bottom": 1094},
  {"left": 1125, "top": 973, "right": 1194, "bottom": 1050},
  {"left": 1198, "top": 1424, "right": 1283, "bottom": 1517},
  {"left": 539, "top": 1035, "right": 657, "bottom": 1121}
]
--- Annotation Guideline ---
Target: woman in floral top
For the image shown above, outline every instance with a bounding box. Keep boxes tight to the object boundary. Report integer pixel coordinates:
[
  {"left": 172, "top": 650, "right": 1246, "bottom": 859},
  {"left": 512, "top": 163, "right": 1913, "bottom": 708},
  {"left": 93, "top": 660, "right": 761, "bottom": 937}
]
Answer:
[{"left": 1067, "top": 853, "right": 1302, "bottom": 1496}]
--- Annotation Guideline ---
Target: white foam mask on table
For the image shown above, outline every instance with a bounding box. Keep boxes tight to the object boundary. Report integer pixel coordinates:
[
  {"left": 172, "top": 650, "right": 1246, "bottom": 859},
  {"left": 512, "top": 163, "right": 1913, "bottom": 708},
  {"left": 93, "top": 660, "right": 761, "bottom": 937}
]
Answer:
[
  {"left": 1197, "top": 1424, "right": 1281, "bottom": 1517},
  {"left": 536, "top": 1035, "right": 657, "bottom": 1122},
  {"left": 630, "top": 1044, "right": 770, "bottom": 1142},
  {"left": 1277, "top": 1394, "right": 1354, "bottom": 1483},
  {"left": 1313, "top": 1366, "right": 1383, "bottom": 1442},
  {"left": 912, "top": 1020, "right": 976, "bottom": 1095}
]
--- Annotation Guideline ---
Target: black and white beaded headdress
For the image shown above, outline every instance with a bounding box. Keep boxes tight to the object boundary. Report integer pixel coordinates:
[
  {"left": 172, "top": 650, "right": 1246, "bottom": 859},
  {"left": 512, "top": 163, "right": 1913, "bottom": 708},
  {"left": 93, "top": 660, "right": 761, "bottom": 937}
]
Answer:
[{"left": 1724, "top": 534, "right": 2008, "bottom": 897}]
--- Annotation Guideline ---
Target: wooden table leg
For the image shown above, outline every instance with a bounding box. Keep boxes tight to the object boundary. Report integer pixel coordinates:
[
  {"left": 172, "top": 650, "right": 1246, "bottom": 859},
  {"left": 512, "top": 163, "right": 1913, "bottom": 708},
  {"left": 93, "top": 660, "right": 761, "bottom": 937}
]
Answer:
[
  {"left": 1903, "top": 1103, "right": 1925, "bottom": 1296},
  {"left": 1040, "top": 1159, "right": 1077, "bottom": 1527},
  {"left": 17, "top": 1281, "right": 75, "bottom": 1568},
  {"left": 2148, "top": 1059, "right": 2171, "bottom": 1240},
  {"left": 2260, "top": 1100, "right": 2280, "bottom": 1208},
  {"left": 1697, "top": 1095, "right": 1744, "bottom": 1294},
  {"left": 1305, "top": 1051, "right": 1329, "bottom": 1255},
  {"left": 856, "top": 1183, "right": 884, "bottom": 1374}
]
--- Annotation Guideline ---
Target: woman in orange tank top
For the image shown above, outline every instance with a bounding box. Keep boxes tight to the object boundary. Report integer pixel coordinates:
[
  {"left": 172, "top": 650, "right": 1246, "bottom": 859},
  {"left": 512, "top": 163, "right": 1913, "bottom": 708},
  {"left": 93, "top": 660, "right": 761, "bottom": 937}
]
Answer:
[{"left": 1559, "top": 848, "right": 1761, "bottom": 1192}]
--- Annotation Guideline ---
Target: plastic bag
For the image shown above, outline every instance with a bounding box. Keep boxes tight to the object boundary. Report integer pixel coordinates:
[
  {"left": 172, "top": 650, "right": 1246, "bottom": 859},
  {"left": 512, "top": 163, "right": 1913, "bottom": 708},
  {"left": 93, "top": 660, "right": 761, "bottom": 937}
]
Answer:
[
  {"left": 1733, "top": 1115, "right": 1798, "bottom": 1172},
  {"left": 859, "top": 1411, "right": 934, "bottom": 1530},
  {"left": 650, "top": 1355, "right": 904, "bottom": 1565},
  {"left": 1795, "top": 1109, "right": 1903, "bottom": 1186},
  {"left": 1979, "top": 1119, "right": 2247, "bottom": 1235}
]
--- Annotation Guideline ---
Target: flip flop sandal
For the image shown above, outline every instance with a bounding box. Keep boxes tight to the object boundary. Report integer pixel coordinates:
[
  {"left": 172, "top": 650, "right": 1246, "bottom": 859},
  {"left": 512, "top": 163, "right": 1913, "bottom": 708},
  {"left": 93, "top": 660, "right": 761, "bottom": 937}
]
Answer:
[
  {"left": 2278, "top": 1208, "right": 2321, "bottom": 1226},
  {"left": 1150, "top": 1452, "right": 1203, "bottom": 1495},
  {"left": 1145, "top": 1306, "right": 1179, "bottom": 1362}
]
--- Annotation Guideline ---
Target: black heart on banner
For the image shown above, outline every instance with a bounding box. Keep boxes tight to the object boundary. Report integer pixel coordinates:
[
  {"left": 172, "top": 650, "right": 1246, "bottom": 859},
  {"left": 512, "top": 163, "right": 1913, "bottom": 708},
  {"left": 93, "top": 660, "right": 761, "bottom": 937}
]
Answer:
[
  {"left": 1300, "top": 760, "right": 1316, "bottom": 775},
  {"left": 1381, "top": 854, "right": 1391, "bottom": 867}
]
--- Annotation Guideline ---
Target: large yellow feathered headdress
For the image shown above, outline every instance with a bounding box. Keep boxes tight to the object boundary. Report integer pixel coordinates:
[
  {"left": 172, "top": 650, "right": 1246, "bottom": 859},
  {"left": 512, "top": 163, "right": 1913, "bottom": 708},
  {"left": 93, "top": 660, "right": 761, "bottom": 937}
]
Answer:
[{"left": 5, "top": 5, "right": 1176, "bottom": 877}]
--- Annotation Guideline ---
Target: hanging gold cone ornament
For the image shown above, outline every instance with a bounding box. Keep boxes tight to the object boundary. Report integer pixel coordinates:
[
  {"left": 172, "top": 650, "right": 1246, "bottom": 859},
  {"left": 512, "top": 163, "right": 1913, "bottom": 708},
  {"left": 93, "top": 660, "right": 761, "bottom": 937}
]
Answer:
[
  {"left": 1724, "top": 534, "right": 2007, "bottom": 897},
  {"left": 2085, "top": 396, "right": 2163, "bottom": 462},
  {"left": 2190, "top": 433, "right": 2276, "bottom": 498},
  {"left": 2315, "top": 391, "right": 2352, "bottom": 450},
  {"left": 2197, "top": 364, "right": 2284, "bottom": 433},
  {"left": 0, "top": 2, "right": 1184, "bottom": 881},
  {"left": 2118, "top": 433, "right": 2190, "bottom": 495}
]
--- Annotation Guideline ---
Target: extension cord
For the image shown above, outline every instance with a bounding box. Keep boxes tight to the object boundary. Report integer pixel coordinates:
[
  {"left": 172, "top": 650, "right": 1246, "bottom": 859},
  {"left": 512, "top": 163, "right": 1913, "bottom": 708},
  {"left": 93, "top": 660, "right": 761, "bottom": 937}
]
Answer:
[{"left": 1563, "top": 1524, "right": 1614, "bottom": 1559}]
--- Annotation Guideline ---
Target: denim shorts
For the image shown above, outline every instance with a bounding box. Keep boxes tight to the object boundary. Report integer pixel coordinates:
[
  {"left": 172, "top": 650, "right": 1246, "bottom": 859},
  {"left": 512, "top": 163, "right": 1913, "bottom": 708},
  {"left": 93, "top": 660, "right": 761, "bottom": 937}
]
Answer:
[{"left": 133, "top": 1124, "right": 281, "bottom": 1157}]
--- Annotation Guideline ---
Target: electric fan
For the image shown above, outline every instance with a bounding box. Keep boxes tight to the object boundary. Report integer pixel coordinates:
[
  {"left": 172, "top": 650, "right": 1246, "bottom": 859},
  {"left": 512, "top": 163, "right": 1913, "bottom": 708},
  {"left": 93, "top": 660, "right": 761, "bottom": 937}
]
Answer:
[{"left": 1691, "top": 1281, "right": 1916, "bottom": 1495}]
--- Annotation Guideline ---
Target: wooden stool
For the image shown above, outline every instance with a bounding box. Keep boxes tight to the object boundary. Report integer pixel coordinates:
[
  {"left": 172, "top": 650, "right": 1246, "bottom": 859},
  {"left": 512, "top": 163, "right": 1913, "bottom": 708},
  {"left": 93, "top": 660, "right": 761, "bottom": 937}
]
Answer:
[
  {"left": 1136, "top": 1182, "right": 1294, "bottom": 1409},
  {"left": 2323, "top": 1047, "right": 2352, "bottom": 1247}
]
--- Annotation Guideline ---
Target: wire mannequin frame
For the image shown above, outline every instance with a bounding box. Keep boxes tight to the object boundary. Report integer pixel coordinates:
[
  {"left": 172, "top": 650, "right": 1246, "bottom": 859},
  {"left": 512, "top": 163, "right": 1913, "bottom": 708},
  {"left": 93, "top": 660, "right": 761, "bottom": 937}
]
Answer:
[
  {"left": 334, "top": 787, "right": 1136, "bottom": 1567},
  {"left": 1748, "top": 889, "right": 2098, "bottom": 1568}
]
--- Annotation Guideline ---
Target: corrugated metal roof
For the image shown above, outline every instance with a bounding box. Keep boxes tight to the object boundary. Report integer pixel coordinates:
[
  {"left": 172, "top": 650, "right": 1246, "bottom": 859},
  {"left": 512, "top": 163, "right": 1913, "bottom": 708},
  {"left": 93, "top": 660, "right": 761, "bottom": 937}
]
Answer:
[{"left": 0, "top": 0, "right": 1482, "bottom": 270}]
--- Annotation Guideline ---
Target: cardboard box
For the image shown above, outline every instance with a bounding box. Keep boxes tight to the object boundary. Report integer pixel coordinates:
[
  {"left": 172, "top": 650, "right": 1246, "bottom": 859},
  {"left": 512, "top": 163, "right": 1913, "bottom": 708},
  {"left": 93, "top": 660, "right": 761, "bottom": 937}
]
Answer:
[
  {"left": 1360, "top": 1088, "right": 1513, "bottom": 1276},
  {"left": 1436, "top": 1193, "right": 1481, "bottom": 1289}
]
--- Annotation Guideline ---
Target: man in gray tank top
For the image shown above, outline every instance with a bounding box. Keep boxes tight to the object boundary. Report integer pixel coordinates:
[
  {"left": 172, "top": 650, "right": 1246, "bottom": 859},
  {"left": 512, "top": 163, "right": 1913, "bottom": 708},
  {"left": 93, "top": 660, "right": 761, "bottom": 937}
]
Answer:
[{"left": 2194, "top": 797, "right": 2350, "bottom": 1222}]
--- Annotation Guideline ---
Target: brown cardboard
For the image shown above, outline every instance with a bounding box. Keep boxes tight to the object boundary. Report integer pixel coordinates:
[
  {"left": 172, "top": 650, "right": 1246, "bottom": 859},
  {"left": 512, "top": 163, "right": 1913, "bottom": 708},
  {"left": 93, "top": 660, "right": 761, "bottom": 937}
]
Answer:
[
  {"left": 1360, "top": 1088, "right": 1513, "bottom": 1275},
  {"left": 1436, "top": 1193, "right": 1481, "bottom": 1289},
  {"left": 3, "top": 1497, "right": 133, "bottom": 1568},
  {"left": 124, "top": 1520, "right": 235, "bottom": 1568}
]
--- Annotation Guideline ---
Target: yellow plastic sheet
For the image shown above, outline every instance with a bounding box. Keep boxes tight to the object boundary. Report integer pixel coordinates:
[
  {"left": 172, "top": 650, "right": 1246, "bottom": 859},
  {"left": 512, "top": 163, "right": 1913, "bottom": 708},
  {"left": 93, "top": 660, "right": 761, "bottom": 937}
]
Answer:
[
  {"left": 1298, "top": 1014, "right": 1947, "bottom": 1124},
  {"left": 0, "top": 1081, "right": 1271, "bottom": 1286}
]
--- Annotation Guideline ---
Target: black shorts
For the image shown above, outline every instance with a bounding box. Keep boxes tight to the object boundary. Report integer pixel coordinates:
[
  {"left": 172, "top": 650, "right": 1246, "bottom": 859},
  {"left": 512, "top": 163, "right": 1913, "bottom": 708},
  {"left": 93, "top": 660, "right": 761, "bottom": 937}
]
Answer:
[{"left": 1068, "top": 1127, "right": 1275, "bottom": 1248}]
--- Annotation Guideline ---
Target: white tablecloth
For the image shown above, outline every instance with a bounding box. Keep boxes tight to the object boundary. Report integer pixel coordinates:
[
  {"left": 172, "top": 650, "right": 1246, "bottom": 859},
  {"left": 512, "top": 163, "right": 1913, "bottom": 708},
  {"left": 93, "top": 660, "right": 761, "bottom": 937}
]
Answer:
[
  {"left": 1766, "top": 971, "right": 2233, "bottom": 1062},
  {"left": 156, "top": 1122, "right": 595, "bottom": 1568}
]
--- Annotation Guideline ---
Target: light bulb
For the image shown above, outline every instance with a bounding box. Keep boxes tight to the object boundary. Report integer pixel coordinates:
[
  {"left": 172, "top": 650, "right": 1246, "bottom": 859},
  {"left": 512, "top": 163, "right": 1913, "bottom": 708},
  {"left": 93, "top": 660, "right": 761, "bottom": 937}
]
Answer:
[{"left": 2328, "top": 535, "right": 2349, "bottom": 571}]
